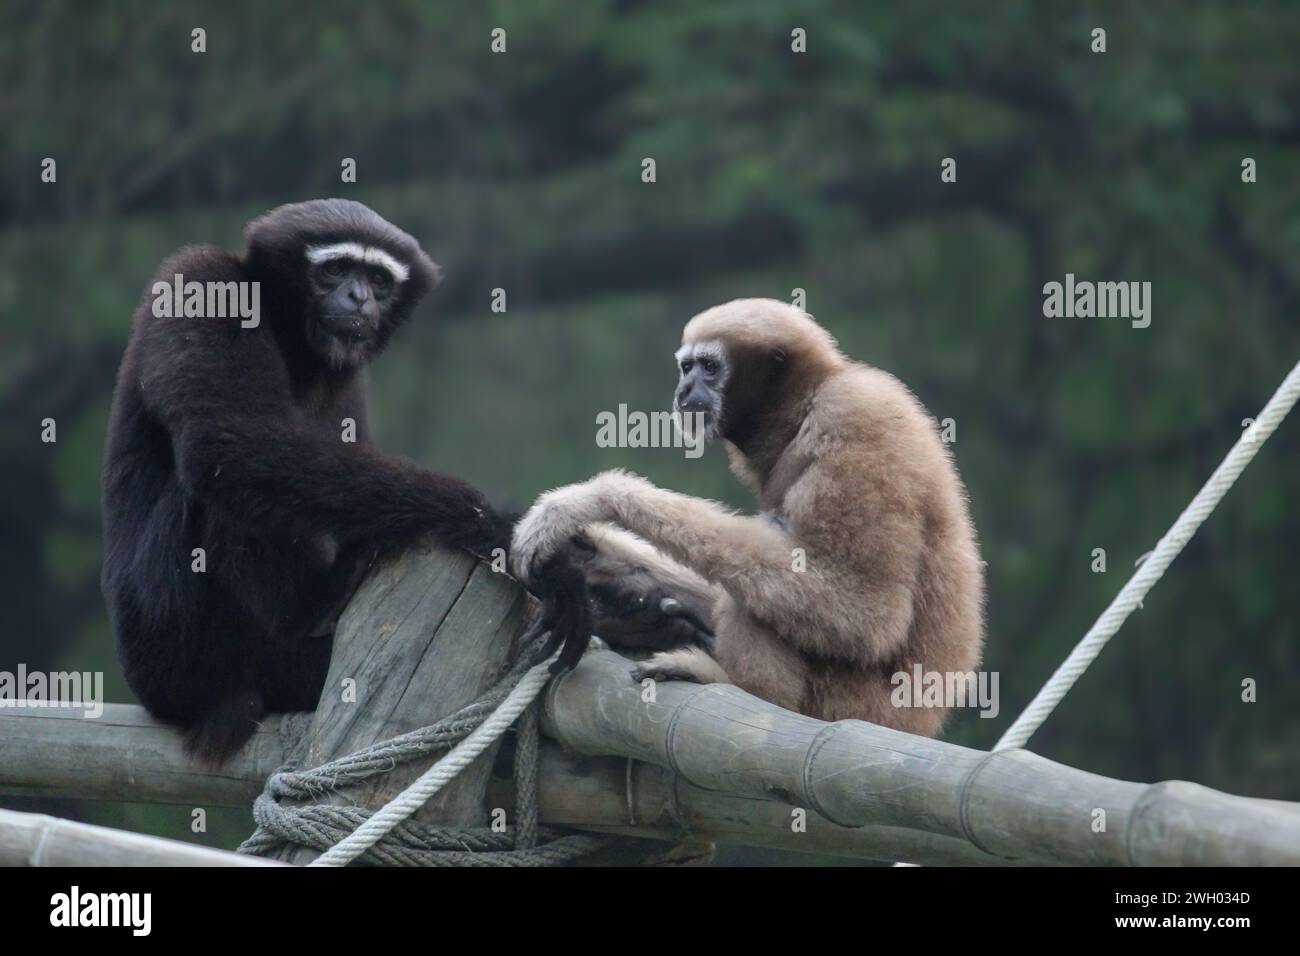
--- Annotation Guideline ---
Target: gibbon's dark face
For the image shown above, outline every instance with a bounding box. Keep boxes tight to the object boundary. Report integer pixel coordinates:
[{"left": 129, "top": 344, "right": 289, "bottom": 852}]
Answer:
[
  {"left": 244, "top": 200, "right": 440, "bottom": 373},
  {"left": 674, "top": 340, "right": 728, "bottom": 443},
  {"left": 304, "top": 245, "right": 407, "bottom": 370},
  {"left": 674, "top": 338, "right": 789, "bottom": 449}
]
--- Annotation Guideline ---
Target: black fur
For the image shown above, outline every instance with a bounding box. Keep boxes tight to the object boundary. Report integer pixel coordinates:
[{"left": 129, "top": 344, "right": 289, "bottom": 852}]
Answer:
[{"left": 101, "top": 199, "right": 586, "bottom": 764}]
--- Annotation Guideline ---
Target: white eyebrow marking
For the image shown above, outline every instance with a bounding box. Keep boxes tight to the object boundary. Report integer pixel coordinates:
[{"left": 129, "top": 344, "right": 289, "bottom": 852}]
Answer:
[
  {"left": 681, "top": 335, "right": 733, "bottom": 366},
  {"left": 676, "top": 340, "right": 725, "bottom": 364},
  {"left": 693, "top": 341, "right": 724, "bottom": 363},
  {"left": 305, "top": 243, "right": 410, "bottom": 283}
]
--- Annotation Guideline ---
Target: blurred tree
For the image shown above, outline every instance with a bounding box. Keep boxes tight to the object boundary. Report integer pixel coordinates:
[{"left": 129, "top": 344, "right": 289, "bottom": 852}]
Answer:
[{"left": 1, "top": 0, "right": 1297, "bottom": 859}]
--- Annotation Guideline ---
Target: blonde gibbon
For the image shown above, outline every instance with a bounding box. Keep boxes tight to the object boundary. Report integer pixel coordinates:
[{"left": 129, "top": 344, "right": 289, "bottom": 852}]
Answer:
[{"left": 512, "top": 299, "right": 984, "bottom": 737}]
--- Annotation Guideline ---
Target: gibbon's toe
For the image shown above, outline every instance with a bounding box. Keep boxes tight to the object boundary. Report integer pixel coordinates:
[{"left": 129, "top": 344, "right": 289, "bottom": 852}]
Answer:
[{"left": 631, "top": 647, "right": 729, "bottom": 686}]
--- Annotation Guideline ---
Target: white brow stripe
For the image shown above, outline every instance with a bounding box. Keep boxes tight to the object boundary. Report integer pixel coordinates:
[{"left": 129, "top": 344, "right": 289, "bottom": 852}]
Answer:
[
  {"left": 677, "top": 340, "right": 724, "bottom": 363},
  {"left": 305, "top": 243, "right": 410, "bottom": 283}
]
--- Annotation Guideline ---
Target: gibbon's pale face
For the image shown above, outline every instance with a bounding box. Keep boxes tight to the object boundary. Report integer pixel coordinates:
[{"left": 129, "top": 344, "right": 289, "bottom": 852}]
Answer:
[{"left": 673, "top": 339, "right": 727, "bottom": 444}]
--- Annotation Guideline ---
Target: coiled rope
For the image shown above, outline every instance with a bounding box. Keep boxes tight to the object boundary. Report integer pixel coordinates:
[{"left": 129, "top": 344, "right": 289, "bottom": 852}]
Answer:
[
  {"left": 995, "top": 357, "right": 1300, "bottom": 751},
  {"left": 238, "top": 641, "right": 636, "bottom": 866}
]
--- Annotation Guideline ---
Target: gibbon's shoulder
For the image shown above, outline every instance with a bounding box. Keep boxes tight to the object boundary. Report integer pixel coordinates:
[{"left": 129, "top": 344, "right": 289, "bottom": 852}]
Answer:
[
  {"left": 133, "top": 244, "right": 248, "bottom": 321},
  {"left": 128, "top": 244, "right": 264, "bottom": 372},
  {"left": 801, "top": 361, "right": 953, "bottom": 493},
  {"left": 152, "top": 243, "right": 248, "bottom": 284},
  {"left": 812, "top": 363, "right": 932, "bottom": 438}
]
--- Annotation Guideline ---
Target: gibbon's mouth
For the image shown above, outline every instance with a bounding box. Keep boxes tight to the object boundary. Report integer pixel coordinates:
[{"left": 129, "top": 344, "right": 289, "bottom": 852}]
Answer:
[
  {"left": 320, "top": 313, "right": 375, "bottom": 338},
  {"left": 674, "top": 403, "right": 716, "bottom": 441}
]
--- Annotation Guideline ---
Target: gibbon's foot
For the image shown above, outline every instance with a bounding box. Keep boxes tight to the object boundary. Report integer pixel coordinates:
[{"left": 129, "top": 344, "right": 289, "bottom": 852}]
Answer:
[
  {"left": 525, "top": 551, "right": 595, "bottom": 674},
  {"left": 630, "top": 646, "right": 730, "bottom": 686},
  {"left": 590, "top": 584, "right": 716, "bottom": 654},
  {"left": 569, "top": 524, "right": 718, "bottom": 653}
]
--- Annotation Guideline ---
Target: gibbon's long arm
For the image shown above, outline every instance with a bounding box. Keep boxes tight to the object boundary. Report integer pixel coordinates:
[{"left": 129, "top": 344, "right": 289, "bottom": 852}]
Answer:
[
  {"left": 137, "top": 310, "right": 514, "bottom": 561},
  {"left": 133, "top": 251, "right": 593, "bottom": 672},
  {"left": 513, "top": 469, "right": 921, "bottom": 663}
]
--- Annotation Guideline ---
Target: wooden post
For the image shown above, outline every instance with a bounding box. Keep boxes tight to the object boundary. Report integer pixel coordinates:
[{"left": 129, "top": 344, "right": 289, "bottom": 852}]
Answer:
[{"left": 271, "top": 538, "right": 531, "bottom": 864}]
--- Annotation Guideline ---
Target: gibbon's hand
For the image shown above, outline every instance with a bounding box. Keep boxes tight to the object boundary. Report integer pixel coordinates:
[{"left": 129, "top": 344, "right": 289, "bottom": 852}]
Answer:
[
  {"left": 519, "top": 550, "right": 594, "bottom": 674},
  {"left": 511, "top": 471, "right": 648, "bottom": 584},
  {"left": 587, "top": 578, "right": 716, "bottom": 654}
]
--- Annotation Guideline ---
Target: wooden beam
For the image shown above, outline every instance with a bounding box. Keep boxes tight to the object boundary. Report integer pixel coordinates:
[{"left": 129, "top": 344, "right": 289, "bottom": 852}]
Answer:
[
  {"left": 0, "top": 702, "right": 277, "bottom": 806},
  {"left": 0, "top": 807, "right": 280, "bottom": 867}
]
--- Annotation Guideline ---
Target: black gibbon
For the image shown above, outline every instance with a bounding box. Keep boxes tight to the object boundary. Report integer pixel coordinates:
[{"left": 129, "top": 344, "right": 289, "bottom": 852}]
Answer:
[
  {"left": 102, "top": 199, "right": 588, "bottom": 763},
  {"left": 513, "top": 299, "right": 984, "bottom": 737}
]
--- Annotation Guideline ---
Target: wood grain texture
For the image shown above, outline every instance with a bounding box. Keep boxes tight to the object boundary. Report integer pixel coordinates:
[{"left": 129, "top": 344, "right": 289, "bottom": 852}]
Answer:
[{"left": 0, "top": 702, "right": 286, "bottom": 806}]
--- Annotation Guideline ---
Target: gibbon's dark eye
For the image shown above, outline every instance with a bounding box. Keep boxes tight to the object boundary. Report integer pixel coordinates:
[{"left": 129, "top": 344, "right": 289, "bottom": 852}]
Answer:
[
  {"left": 321, "top": 259, "right": 347, "bottom": 278},
  {"left": 700, "top": 358, "right": 719, "bottom": 376},
  {"left": 370, "top": 270, "right": 392, "bottom": 291},
  {"left": 680, "top": 359, "right": 694, "bottom": 374}
]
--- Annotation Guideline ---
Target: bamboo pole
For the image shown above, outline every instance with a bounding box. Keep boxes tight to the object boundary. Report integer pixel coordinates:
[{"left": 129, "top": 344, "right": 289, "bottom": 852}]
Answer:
[
  {"left": 487, "top": 740, "right": 1025, "bottom": 865},
  {"left": 0, "top": 705, "right": 1004, "bottom": 864},
  {"left": 4, "top": 651, "right": 1298, "bottom": 864},
  {"left": 0, "top": 702, "right": 277, "bottom": 806},
  {"left": 0, "top": 807, "right": 280, "bottom": 867},
  {"left": 541, "top": 650, "right": 1300, "bottom": 866}
]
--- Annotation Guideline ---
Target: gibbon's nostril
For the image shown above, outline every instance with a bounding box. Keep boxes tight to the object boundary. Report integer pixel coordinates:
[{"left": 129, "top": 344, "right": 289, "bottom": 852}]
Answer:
[
  {"left": 678, "top": 388, "right": 710, "bottom": 413},
  {"left": 347, "top": 281, "right": 369, "bottom": 303}
]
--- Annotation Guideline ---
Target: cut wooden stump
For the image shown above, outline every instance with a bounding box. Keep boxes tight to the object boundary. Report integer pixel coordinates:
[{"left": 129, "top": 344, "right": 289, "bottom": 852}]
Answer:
[{"left": 272, "top": 538, "right": 531, "bottom": 864}]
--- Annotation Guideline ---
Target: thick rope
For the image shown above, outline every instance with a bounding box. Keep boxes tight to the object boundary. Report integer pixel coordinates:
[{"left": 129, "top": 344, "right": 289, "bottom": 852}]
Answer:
[
  {"left": 995, "top": 357, "right": 1300, "bottom": 751},
  {"left": 238, "top": 642, "right": 640, "bottom": 866},
  {"left": 311, "top": 655, "right": 554, "bottom": 866}
]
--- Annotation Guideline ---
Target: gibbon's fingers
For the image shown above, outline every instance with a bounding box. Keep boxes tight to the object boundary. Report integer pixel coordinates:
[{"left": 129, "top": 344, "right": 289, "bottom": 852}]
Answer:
[
  {"left": 519, "top": 616, "right": 556, "bottom": 665},
  {"left": 588, "top": 588, "right": 716, "bottom": 653},
  {"left": 510, "top": 477, "right": 624, "bottom": 583},
  {"left": 630, "top": 646, "right": 730, "bottom": 686},
  {"left": 529, "top": 552, "right": 594, "bottom": 674},
  {"left": 577, "top": 522, "right": 721, "bottom": 653},
  {"left": 659, "top": 596, "right": 717, "bottom": 644}
]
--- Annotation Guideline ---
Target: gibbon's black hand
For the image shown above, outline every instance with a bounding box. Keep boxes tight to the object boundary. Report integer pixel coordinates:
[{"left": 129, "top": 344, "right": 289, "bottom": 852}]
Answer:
[
  {"left": 521, "top": 551, "right": 593, "bottom": 674},
  {"left": 588, "top": 582, "right": 716, "bottom": 654}
]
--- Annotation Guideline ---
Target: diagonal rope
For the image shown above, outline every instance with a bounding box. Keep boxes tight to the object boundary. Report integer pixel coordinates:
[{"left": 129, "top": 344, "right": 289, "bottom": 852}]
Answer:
[
  {"left": 995, "top": 357, "right": 1300, "bottom": 751},
  {"left": 309, "top": 654, "right": 557, "bottom": 867}
]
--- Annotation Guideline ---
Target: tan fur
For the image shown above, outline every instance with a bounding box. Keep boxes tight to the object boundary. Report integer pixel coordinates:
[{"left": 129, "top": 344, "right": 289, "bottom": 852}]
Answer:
[{"left": 513, "top": 299, "right": 985, "bottom": 737}]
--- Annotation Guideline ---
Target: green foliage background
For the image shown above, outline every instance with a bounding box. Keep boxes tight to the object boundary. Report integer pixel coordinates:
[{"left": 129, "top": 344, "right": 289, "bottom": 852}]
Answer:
[{"left": 1, "top": 1, "right": 1297, "bottom": 863}]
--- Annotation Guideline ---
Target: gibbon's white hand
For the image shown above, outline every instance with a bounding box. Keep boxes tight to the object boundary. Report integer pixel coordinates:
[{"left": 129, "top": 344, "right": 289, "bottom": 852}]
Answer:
[{"left": 511, "top": 470, "right": 649, "bottom": 584}]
